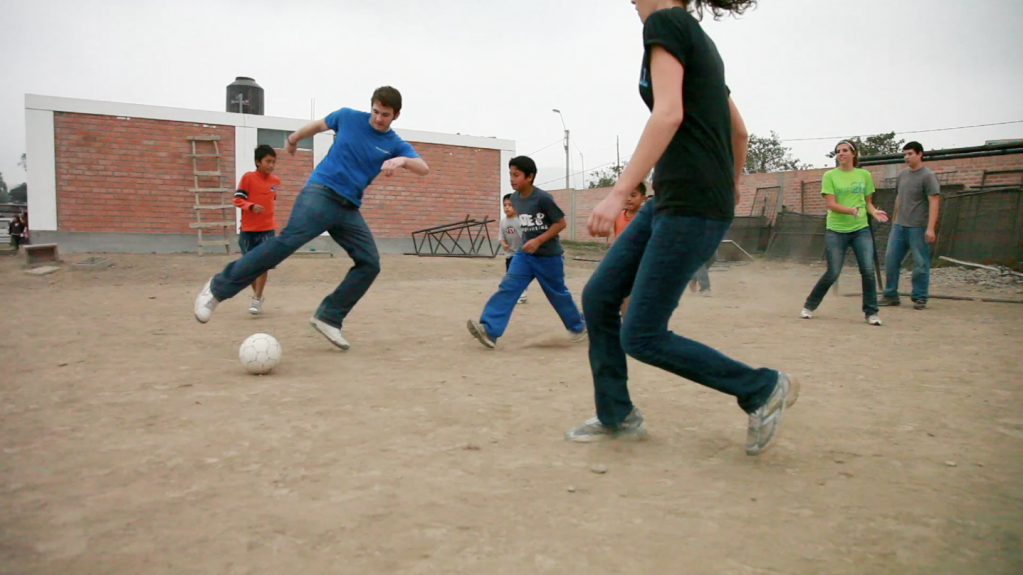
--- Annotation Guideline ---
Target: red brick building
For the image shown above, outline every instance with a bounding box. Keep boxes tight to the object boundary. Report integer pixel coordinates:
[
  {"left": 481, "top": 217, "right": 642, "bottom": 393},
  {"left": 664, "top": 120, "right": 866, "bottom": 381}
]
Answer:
[
  {"left": 552, "top": 150, "right": 1023, "bottom": 243},
  {"left": 25, "top": 95, "right": 514, "bottom": 253}
]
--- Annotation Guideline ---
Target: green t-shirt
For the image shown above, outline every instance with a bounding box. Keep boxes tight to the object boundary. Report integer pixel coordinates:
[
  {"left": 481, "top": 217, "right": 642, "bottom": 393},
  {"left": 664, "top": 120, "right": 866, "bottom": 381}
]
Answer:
[{"left": 823, "top": 168, "right": 875, "bottom": 232}]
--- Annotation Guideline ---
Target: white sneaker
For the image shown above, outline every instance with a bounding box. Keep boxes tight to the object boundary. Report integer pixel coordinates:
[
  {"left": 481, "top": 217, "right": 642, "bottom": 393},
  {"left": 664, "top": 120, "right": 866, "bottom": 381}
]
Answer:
[
  {"left": 800, "top": 308, "right": 813, "bottom": 319},
  {"left": 518, "top": 294, "right": 528, "bottom": 304},
  {"left": 310, "top": 317, "right": 350, "bottom": 350},
  {"left": 248, "top": 296, "right": 264, "bottom": 315},
  {"left": 569, "top": 326, "right": 588, "bottom": 343},
  {"left": 194, "top": 278, "right": 220, "bottom": 323},
  {"left": 867, "top": 314, "right": 883, "bottom": 326}
]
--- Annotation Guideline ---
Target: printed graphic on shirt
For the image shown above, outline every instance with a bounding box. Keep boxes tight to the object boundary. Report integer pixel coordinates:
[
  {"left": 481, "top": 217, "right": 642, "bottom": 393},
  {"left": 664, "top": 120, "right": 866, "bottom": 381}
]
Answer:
[{"left": 518, "top": 212, "right": 548, "bottom": 233}]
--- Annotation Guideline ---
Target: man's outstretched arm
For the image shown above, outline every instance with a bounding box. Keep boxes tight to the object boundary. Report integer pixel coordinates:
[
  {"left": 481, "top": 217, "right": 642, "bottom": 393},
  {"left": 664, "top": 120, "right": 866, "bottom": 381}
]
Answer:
[{"left": 285, "top": 119, "right": 330, "bottom": 155}]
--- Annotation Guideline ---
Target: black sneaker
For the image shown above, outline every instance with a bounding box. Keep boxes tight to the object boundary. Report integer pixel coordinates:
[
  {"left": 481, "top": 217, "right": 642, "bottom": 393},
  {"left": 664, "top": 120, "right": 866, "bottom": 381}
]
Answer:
[
  {"left": 913, "top": 300, "right": 927, "bottom": 310},
  {"left": 878, "top": 297, "right": 901, "bottom": 307}
]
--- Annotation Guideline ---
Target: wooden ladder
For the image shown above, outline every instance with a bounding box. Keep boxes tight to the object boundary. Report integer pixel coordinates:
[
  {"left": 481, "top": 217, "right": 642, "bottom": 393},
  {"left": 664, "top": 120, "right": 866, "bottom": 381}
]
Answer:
[{"left": 187, "top": 135, "right": 234, "bottom": 255}]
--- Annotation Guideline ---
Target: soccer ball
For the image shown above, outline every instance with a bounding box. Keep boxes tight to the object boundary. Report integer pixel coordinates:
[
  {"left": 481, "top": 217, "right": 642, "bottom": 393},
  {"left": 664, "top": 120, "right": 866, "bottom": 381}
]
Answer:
[{"left": 239, "top": 333, "right": 282, "bottom": 375}]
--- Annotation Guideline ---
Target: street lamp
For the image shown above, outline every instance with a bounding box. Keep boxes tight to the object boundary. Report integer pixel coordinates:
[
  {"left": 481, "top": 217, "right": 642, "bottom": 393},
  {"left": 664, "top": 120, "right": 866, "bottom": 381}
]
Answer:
[{"left": 552, "top": 109, "right": 569, "bottom": 191}]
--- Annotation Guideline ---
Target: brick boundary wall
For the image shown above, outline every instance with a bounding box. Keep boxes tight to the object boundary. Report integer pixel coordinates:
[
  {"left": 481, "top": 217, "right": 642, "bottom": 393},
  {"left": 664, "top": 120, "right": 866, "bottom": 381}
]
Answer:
[
  {"left": 54, "top": 113, "right": 237, "bottom": 234},
  {"left": 550, "top": 152, "right": 1023, "bottom": 242},
  {"left": 51, "top": 113, "right": 502, "bottom": 243}
]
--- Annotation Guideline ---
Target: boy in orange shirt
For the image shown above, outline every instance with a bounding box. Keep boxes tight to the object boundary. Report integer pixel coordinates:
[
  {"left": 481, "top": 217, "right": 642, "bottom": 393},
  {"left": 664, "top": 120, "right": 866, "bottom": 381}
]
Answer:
[
  {"left": 613, "top": 182, "right": 647, "bottom": 239},
  {"left": 613, "top": 182, "right": 647, "bottom": 317},
  {"left": 233, "top": 144, "right": 280, "bottom": 315}
]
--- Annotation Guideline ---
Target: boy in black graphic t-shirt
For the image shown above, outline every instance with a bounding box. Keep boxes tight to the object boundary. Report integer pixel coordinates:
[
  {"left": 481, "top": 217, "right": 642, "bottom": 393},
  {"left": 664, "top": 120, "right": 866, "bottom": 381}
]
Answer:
[
  {"left": 565, "top": 0, "right": 799, "bottom": 457},
  {"left": 466, "top": 156, "right": 586, "bottom": 348}
]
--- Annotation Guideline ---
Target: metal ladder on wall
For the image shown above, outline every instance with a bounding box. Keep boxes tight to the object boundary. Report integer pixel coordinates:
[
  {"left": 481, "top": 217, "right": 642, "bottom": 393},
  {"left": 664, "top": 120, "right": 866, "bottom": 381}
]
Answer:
[{"left": 187, "top": 135, "right": 234, "bottom": 255}]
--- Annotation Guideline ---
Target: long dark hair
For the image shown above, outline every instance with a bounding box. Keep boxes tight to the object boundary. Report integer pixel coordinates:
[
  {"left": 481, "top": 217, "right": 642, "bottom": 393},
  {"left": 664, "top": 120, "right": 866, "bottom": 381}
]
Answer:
[{"left": 684, "top": 0, "right": 758, "bottom": 19}]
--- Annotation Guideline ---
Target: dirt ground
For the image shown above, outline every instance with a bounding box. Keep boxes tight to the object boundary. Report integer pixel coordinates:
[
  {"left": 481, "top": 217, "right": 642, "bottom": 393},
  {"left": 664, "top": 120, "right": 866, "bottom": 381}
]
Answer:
[{"left": 1, "top": 250, "right": 1021, "bottom": 575}]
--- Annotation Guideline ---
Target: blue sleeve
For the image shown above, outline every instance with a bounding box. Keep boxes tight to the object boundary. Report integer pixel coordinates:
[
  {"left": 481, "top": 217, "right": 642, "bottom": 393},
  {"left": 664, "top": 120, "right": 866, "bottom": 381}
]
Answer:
[
  {"left": 324, "top": 108, "right": 353, "bottom": 133},
  {"left": 395, "top": 139, "right": 420, "bottom": 159}
]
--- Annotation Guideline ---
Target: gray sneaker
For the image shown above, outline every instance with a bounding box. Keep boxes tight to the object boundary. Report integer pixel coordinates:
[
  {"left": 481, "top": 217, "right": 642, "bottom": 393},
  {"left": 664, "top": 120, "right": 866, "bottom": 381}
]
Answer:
[
  {"left": 466, "top": 319, "right": 495, "bottom": 349},
  {"left": 566, "top": 408, "right": 647, "bottom": 443},
  {"left": 310, "top": 317, "right": 350, "bottom": 350},
  {"left": 248, "top": 296, "right": 264, "bottom": 315},
  {"left": 745, "top": 372, "right": 801, "bottom": 456},
  {"left": 569, "top": 325, "right": 588, "bottom": 343},
  {"left": 193, "top": 277, "right": 220, "bottom": 324}
]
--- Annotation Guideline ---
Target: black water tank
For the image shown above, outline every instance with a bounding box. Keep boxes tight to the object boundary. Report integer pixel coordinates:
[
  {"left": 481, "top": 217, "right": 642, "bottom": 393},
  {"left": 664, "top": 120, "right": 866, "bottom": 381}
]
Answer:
[{"left": 226, "top": 77, "right": 264, "bottom": 115}]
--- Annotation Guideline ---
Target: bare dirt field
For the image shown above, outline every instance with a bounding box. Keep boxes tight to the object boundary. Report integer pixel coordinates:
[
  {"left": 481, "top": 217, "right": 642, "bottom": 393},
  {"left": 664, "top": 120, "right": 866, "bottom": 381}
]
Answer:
[{"left": 1, "top": 250, "right": 1021, "bottom": 575}]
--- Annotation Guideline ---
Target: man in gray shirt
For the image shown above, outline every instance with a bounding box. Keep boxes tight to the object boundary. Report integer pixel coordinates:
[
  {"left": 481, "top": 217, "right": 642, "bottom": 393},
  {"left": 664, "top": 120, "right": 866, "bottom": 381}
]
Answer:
[{"left": 881, "top": 141, "right": 941, "bottom": 309}]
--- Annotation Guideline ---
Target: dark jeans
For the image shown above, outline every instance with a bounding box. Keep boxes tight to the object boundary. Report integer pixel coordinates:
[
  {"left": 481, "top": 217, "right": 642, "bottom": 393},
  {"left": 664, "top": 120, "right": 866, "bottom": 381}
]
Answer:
[
  {"left": 804, "top": 227, "right": 878, "bottom": 316},
  {"left": 210, "top": 184, "right": 380, "bottom": 328},
  {"left": 693, "top": 263, "right": 711, "bottom": 291},
  {"left": 884, "top": 224, "right": 930, "bottom": 303},
  {"left": 582, "top": 200, "right": 778, "bottom": 424},
  {"left": 238, "top": 229, "right": 276, "bottom": 255},
  {"left": 479, "top": 252, "right": 584, "bottom": 341}
]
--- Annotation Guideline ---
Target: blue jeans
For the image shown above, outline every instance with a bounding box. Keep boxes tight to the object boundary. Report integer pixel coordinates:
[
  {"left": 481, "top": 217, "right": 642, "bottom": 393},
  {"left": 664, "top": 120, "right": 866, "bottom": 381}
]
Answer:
[
  {"left": 804, "top": 227, "right": 879, "bottom": 316},
  {"left": 582, "top": 200, "right": 778, "bottom": 424},
  {"left": 210, "top": 184, "right": 380, "bottom": 328},
  {"left": 884, "top": 225, "right": 930, "bottom": 303},
  {"left": 479, "top": 252, "right": 584, "bottom": 341}
]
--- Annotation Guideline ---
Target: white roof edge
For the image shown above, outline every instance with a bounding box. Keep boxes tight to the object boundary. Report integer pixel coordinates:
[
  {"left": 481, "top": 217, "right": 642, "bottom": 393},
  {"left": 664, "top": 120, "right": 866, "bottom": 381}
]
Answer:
[{"left": 24, "top": 94, "right": 515, "bottom": 151}]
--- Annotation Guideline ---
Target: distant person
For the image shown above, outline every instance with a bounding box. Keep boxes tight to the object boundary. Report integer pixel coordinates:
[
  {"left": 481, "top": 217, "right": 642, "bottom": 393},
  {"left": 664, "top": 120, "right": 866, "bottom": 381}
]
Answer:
[
  {"left": 8, "top": 215, "right": 25, "bottom": 251},
  {"left": 880, "top": 141, "right": 941, "bottom": 310},
  {"left": 194, "top": 86, "right": 430, "bottom": 352},
  {"left": 233, "top": 144, "right": 281, "bottom": 315},
  {"left": 499, "top": 194, "right": 527, "bottom": 304},
  {"left": 800, "top": 140, "right": 888, "bottom": 325},
  {"left": 688, "top": 259, "right": 714, "bottom": 296},
  {"left": 613, "top": 182, "right": 648, "bottom": 317},
  {"left": 613, "top": 182, "right": 648, "bottom": 239},
  {"left": 466, "top": 155, "right": 587, "bottom": 348}
]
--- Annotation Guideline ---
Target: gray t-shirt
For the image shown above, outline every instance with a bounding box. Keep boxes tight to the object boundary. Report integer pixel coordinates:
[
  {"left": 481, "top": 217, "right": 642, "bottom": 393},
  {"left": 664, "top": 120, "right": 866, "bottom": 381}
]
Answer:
[
  {"left": 894, "top": 166, "right": 941, "bottom": 228},
  {"left": 499, "top": 215, "right": 523, "bottom": 258},
  {"left": 511, "top": 187, "right": 565, "bottom": 257}
]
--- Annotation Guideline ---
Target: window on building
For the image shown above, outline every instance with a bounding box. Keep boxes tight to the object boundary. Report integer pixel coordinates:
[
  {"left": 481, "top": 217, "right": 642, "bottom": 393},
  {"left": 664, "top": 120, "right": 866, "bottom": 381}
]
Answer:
[{"left": 257, "top": 129, "right": 313, "bottom": 151}]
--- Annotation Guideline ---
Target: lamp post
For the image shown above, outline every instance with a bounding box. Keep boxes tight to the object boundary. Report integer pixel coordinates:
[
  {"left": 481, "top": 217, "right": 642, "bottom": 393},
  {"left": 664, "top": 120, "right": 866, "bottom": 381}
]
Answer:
[
  {"left": 552, "top": 109, "right": 569, "bottom": 191},
  {"left": 553, "top": 109, "right": 576, "bottom": 240}
]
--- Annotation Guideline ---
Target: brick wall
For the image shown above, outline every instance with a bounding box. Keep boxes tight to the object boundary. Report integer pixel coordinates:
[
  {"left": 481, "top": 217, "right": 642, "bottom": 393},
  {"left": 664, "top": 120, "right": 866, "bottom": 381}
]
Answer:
[
  {"left": 549, "top": 187, "right": 616, "bottom": 243},
  {"left": 54, "top": 113, "right": 235, "bottom": 233},
  {"left": 735, "top": 152, "right": 1023, "bottom": 217},
  {"left": 547, "top": 151, "right": 1023, "bottom": 242},
  {"left": 360, "top": 145, "right": 501, "bottom": 238},
  {"left": 266, "top": 150, "right": 313, "bottom": 227},
  {"left": 52, "top": 114, "right": 502, "bottom": 240}
]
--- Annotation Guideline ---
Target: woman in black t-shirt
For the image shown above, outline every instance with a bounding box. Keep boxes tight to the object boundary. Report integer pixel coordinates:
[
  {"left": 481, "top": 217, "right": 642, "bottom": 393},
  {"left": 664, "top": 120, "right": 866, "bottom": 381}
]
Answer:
[{"left": 565, "top": 0, "right": 800, "bottom": 456}]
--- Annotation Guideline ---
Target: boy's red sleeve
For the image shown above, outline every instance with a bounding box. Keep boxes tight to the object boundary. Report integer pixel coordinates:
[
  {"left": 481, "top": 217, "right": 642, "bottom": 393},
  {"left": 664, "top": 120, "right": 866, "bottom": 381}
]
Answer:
[{"left": 233, "top": 173, "right": 255, "bottom": 211}]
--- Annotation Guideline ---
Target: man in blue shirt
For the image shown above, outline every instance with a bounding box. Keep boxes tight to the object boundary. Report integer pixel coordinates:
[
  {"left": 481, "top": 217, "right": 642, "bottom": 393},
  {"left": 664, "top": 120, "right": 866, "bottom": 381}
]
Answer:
[{"left": 194, "top": 86, "right": 429, "bottom": 350}]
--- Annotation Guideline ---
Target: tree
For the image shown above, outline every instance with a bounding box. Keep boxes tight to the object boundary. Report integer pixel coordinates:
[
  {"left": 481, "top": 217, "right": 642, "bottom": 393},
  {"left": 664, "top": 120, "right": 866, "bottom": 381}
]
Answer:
[
  {"left": 745, "top": 131, "right": 811, "bottom": 173},
  {"left": 18, "top": 153, "right": 27, "bottom": 171},
  {"left": 826, "top": 132, "right": 905, "bottom": 160},
  {"left": 9, "top": 183, "right": 26, "bottom": 204},
  {"left": 588, "top": 163, "right": 626, "bottom": 188}
]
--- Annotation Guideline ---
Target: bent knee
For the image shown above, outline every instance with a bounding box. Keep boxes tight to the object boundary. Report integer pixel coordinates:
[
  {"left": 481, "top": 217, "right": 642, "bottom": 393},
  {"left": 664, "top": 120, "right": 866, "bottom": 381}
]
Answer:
[{"left": 620, "top": 326, "right": 661, "bottom": 362}]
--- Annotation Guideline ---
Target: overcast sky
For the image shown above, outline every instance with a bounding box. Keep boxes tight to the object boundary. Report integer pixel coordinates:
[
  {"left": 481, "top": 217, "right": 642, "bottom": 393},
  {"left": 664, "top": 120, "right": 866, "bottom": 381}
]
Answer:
[{"left": 2, "top": 0, "right": 1022, "bottom": 190}]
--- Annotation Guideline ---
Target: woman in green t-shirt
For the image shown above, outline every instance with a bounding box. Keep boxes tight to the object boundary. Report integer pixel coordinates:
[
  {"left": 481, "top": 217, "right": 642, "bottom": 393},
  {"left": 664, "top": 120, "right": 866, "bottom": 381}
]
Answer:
[{"left": 801, "top": 140, "right": 889, "bottom": 325}]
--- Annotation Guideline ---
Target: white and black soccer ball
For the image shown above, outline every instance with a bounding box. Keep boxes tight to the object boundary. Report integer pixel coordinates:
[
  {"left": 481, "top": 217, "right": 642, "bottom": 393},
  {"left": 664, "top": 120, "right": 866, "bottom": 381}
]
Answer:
[{"left": 239, "top": 333, "right": 282, "bottom": 375}]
